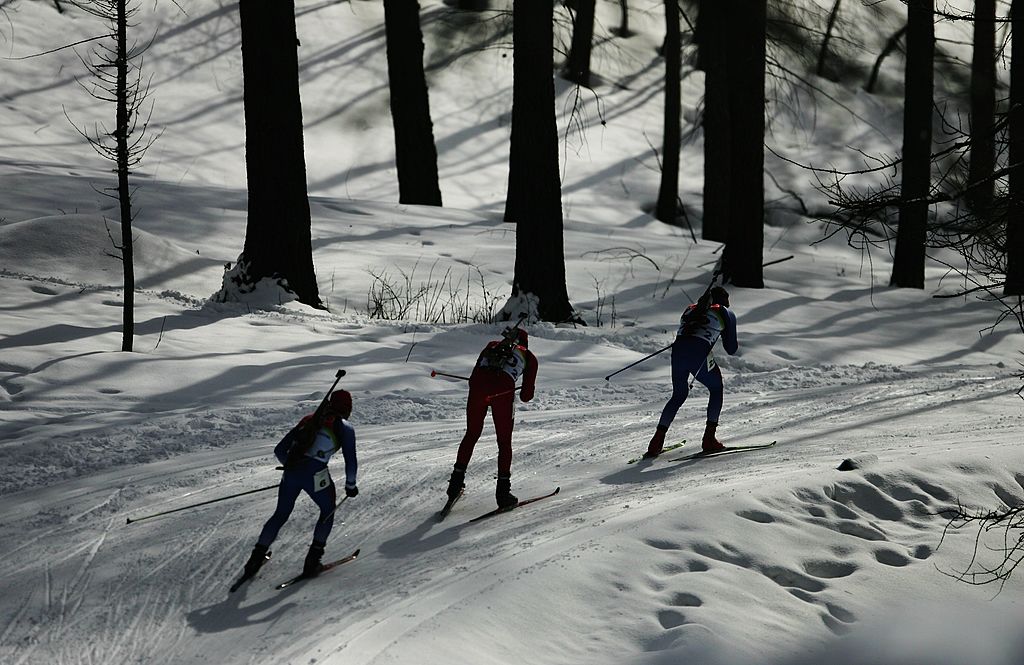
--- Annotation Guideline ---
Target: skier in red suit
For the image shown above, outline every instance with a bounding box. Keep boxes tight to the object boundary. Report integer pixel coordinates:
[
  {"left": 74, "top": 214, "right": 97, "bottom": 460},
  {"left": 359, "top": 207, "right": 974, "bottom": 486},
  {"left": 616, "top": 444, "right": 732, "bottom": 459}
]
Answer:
[{"left": 446, "top": 328, "right": 538, "bottom": 508}]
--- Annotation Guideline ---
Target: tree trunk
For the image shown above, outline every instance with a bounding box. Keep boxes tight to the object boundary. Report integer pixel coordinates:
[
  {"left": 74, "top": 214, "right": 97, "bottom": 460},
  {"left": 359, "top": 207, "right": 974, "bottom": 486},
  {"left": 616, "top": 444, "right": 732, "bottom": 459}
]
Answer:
[
  {"left": 384, "top": 0, "right": 442, "bottom": 206},
  {"left": 616, "top": 0, "right": 630, "bottom": 37},
  {"left": 1007, "top": 0, "right": 1024, "bottom": 296},
  {"left": 865, "top": 24, "right": 907, "bottom": 93},
  {"left": 564, "top": 0, "right": 596, "bottom": 86},
  {"left": 721, "top": 0, "right": 766, "bottom": 288},
  {"left": 504, "top": 0, "right": 578, "bottom": 323},
  {"left": 701, "top": 0, "right": 730, "bottom": 242},
  {"left": 237, "top": 0, "right": 321, "bottom": 307},
  {"left": 816, "top": 0, "right": 842, "bottom": 80},
  {"left": 116, "top": 0, "right": 134, "bottom": 351},
  {"left": 967, "top": 0, "right": 996, "bottom": 213},
  {"left": 891, "top": 0, "right": 934, "bottom": 289},
  {"left": 655, "top": 0, "right": 681, "bottom": 224}
]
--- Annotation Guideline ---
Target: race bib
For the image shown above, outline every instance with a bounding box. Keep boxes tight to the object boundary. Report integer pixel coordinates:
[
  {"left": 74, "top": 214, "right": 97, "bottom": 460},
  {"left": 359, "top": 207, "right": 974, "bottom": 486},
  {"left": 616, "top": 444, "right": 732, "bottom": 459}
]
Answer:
[{"left": 313, "top": 468, "right": 332, "bottom": 492}]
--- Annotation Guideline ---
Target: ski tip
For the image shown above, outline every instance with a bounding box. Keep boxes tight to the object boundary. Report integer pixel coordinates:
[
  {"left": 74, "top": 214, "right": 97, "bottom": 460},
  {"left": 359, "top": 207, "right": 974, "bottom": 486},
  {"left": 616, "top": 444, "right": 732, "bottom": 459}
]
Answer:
[
  {"left": 553, "top": 487, "right": 561, "bottom": 495},
  {"left": 352, "top": 548, "right": 361, "bottom": 557}
]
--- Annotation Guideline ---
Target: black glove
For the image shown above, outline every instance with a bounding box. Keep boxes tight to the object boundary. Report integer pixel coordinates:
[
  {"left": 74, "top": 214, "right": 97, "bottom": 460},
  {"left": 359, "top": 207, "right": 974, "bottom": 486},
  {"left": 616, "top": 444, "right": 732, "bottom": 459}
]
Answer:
[
  {"left": 345, "top": 484, "right": 359, "bottom": 498},
  {"left": 520, "top": 386, "right": 535, "bottom": 403}
]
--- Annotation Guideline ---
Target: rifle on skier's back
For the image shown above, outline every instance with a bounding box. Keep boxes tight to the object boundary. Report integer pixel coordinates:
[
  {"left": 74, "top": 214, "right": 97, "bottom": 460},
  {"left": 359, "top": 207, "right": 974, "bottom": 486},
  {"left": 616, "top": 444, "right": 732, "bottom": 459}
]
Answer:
[
  {"left": 284, "top": 369, "right": 347, "bottom": 468},
  {"left": 480, "top": 315, "right": 527, "bottom": 367},
  {"left": 679, "top": 264, "right": 724, "bottom": 336}
]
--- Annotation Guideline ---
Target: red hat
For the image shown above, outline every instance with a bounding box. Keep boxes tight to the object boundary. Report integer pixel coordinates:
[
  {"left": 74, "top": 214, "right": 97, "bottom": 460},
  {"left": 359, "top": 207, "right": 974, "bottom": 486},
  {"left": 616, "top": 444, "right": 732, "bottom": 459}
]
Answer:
[
  {"left": 329, "top": 390, "right": 352, "bottom": 414},
  {"left": 516, "top": 328, "right": 529, "bottom": 348}
]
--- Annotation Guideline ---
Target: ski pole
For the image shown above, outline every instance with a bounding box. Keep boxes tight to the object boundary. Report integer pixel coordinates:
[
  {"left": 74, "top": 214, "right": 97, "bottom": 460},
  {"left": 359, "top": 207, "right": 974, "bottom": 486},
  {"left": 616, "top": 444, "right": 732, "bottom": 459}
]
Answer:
[
  {"left": 318, "top": 495, "right": 349, "bottom": 525},
  {"left": 431, "top": 369, "right": 470, "bottom": 381},
  {"left": 484, "top": 386, "right": 523, "bottom": 404},
  {"left": 604, "top": 343, "right": 673, "bottom": 381},
  {"left": 126, "top": 484, "right": 278, "bottom": 524}
]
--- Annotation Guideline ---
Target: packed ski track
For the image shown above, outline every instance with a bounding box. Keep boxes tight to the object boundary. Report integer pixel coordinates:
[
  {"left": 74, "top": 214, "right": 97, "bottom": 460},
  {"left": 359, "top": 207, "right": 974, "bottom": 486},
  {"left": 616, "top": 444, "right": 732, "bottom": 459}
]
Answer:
[{"left": 1, "top": 358, "right": 1019, "bottom": 664}]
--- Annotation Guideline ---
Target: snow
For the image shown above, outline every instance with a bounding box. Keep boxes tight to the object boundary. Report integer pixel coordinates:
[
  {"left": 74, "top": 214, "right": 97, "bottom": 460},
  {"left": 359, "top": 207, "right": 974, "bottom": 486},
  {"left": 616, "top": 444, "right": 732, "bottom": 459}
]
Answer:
[{"left": 1, "top": 1, "right": 1022, "bottom": 664}]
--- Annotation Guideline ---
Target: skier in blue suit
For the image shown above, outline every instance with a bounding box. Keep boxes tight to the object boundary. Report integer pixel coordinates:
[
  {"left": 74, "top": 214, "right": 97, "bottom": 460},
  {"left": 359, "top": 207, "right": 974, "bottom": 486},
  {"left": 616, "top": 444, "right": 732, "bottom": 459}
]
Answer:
[
  {"left": 242, "top": 390, "right": 358, "bottom": 579},
  {"left": 645, "top": 286, "right": 738, "bottom": 458}
]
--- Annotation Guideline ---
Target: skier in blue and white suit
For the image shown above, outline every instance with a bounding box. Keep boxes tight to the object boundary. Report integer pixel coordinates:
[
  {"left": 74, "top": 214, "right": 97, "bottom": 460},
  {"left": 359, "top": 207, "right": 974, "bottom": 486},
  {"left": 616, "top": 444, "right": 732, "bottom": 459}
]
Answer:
[
  {"left": 242, "top": 390, "right": 358, "bottom": 579},
  {"left": 645, "top": 286, "right": 738, "bottom": 458}
]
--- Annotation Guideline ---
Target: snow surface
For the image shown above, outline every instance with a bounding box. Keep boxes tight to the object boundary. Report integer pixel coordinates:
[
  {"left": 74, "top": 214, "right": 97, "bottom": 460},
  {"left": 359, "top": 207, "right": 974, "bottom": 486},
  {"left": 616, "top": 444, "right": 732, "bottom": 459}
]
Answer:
[{"left": 1, "top": 1, "right": 1022, "bottom": 664}]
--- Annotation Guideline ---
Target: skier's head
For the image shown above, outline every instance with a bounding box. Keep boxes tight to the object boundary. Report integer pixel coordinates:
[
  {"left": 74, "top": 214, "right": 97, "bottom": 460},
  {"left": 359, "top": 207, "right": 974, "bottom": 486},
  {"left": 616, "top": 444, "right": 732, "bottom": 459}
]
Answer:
[
  {"left": 329, "top": 390, "right": 352, "bottom": 417},
  {"left": 710, "top": 286, "right": 730, "bottom": 307}
]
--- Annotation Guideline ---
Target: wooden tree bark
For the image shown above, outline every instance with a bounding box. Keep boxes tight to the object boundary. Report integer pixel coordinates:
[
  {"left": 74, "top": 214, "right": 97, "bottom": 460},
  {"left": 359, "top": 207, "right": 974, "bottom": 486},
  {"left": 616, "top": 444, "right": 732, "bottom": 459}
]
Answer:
[
  {"left": 655, "top": 0, "right": 681, "bottom": 224},
  {"left": 504, "top": 0, "right": 577, "bottom": 323},
  {"left": 720, "top": 0, "right": 766, "bottom": 288},
  {"left": 700, "top": 0, "right": 731, "bottom": 242},
  {"left": 891, "top": 0, "right": 934, "bottom": 289},
  {"left": 563, "top": 0, "right": 595, "bottom": 86},
  {"left": 1007, "top": 0, "right": 1024, "bottom": 296},
  {"left": 967, "top": 0, "right": 996, "bottom": 213},
  {"left": 384, "top": 0, "right": 442, "bottom": 206},
  {"left": 237, "top": 0, "right": 321, "bottom": 307}
]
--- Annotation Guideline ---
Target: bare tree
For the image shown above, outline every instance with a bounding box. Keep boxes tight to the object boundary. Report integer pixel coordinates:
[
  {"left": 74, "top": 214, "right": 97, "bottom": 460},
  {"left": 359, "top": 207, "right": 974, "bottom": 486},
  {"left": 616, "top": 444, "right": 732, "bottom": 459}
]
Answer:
[
  {"left": 562, "top": 0, "right": 595, "bottom": 86},
  {"left": 942, "top": 502, "right": 1024, "bottom": 590},
  {"left": 70, "top": 0, "right": 156, "bottom": 352},
  {"left": 503, "top": 0, "right": 580, "bottom": 324},
  {"left": 699, "top": 0, "right": 730, "bottom": 242},
  {"left": 1008, "top": 0, "right": 1024, "bottom": 297},
  {"left": 655, "top": 0, "right": 682, "bottom": 225},
  {"left": 384, "top": 0, "right": 442, "bottom": 206},
  {"left": 721, "top": 0, "right": 766, "bottom": 288},
  {"left": 221, "top": 0, "right": 322, "bottom": 308},
  {"left": 816, "top": 0, "right": 841, "bottom": 79},
  {"left": 967, "top": 0, "right": 997, "bottom": 214},
  {"left": 891, "top": 0, "right": 935, "bottom": 289}
]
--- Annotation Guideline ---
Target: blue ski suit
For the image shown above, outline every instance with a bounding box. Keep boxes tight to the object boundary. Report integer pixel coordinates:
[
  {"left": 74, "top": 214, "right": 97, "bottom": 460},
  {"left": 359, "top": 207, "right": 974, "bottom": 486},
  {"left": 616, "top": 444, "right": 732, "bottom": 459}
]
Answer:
[
  {"left": 658, "top": 303, "right": 738, "bottom": 429},
  {"left": 256, "top": 414, "right": 357, "bottom": 548}
]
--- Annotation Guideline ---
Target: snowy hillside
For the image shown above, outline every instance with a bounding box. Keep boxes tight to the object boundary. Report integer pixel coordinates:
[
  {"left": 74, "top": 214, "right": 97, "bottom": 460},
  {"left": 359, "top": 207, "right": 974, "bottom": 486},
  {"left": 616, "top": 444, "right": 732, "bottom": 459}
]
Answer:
[{"left": 1, "top": 1, "right": 1022, "bottom": 664}]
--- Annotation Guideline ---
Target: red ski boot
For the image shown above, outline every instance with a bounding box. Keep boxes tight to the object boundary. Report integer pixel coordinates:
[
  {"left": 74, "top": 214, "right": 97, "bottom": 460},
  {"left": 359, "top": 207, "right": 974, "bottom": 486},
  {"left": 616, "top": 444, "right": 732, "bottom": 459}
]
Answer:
[
  {"left": 701, "top": 421, "right": 725, "bottom": 453},
  {"left": 644, "top": 426, "right": 668, "bottom": 458}
]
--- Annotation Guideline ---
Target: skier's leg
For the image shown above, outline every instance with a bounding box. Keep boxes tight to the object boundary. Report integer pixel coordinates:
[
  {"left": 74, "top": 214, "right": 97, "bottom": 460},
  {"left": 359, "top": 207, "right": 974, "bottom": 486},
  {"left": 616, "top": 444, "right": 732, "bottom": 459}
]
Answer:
[
  {"left": 455, "top": 388, "right": 488, "bottom": 468},
  {"left": 695, "top": 357, "right": 725, "bottom": 451},
  {"left": 308, "top": 479, "right": 338, "bottom": 544},
  {"left": 657, "top": 343, "right": 692, "bottom": 430},
  {"left": 255, "top": 472, "right": 303, "bottom": 548}
]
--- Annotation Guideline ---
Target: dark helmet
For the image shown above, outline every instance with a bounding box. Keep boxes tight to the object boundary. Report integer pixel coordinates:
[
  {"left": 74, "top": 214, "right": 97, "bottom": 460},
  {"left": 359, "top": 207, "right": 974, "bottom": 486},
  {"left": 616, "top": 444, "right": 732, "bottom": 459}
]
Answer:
[
  {"left": 710, "top": 286, "right": 730, "bottom": 307},
  {"left": 329, "top": 390, "right": 352, "bottom": 414}
]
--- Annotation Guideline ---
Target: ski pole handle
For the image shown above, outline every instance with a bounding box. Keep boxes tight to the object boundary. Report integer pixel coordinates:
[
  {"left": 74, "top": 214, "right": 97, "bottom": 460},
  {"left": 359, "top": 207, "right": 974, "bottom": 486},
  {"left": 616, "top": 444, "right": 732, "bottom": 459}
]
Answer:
[
  {"left": 604, "top": 343, "right": 673, "bottom": 381},
  {"left": 431, "top": 370, "right": 470, "bottom": 381}
]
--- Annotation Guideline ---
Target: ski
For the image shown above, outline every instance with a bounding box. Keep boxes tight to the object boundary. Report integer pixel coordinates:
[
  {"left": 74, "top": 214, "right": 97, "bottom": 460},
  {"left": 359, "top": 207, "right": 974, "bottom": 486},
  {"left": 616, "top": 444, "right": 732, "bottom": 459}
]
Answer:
[
  {"left": 627, "top": 441, "right": 685, "bottom": 464},
  {"left": 468, "top": 487, "right": 560, "bottom": 523},
  {"left": 437, "top": 489, "right": 464, "bottom": 522},
  {"left": 669, "top": 441, "right": 777, "bottom": 462},
  {"left": 275, "top": 548, "right": 360, "bottom": 590}
]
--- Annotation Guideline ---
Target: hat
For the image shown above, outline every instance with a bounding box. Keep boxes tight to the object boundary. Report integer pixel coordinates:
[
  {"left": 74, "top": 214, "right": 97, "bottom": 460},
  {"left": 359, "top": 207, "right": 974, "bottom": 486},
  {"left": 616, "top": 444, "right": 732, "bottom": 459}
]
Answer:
[
  {"left": 710, "top": 286, "right": 730, "bottom": 307},
  {"left": 516, "top": 328, "right": 529, "bottom": 348},
  {"left": 329, "top": 390, "right": 352, "bottom": 414}
]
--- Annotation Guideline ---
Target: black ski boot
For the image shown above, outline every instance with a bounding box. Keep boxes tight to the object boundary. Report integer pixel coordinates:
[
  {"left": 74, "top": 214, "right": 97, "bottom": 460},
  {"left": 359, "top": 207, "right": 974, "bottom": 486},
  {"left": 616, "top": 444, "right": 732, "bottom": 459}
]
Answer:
[
  {"left": 447, "top": 463, "right": 466, "bottom": 500},
  {"left": 303, "top": 541, "right": 326, "bottom": 578},
  {"left": 495, "top": 473, "right": 518, "bottom": 509},
  {"left": 243, "top": 543, "right": 271, "bottom": 577}
]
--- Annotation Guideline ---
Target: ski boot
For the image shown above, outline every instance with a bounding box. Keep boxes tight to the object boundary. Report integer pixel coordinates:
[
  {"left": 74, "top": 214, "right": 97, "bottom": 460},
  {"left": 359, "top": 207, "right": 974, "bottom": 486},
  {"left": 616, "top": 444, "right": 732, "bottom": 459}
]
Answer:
[
  {"left": 495, "top": 473, "right": 518, "bottom": 509},
  {"left": 702, "top": 421, "right": 725, "bottom": 453},
  {"left": 243, "top": 543, "right": 271, "bottom": 577},
  {"left": 303, "top": 541, "right": 326, "bottom": 578},
  {"left": 643, "top": 425, "right": 668, "bottom": 458},
  {"left": 447, "top": 463, "right": 466, "bottom": 500}
]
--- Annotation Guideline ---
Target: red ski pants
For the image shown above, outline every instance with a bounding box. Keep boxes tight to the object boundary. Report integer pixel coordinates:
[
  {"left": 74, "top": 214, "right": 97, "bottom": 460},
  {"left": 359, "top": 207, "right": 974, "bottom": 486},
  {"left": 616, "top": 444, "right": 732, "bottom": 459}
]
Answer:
[{"left": 456, "top": 370, "right": 515, "bottom": 475}]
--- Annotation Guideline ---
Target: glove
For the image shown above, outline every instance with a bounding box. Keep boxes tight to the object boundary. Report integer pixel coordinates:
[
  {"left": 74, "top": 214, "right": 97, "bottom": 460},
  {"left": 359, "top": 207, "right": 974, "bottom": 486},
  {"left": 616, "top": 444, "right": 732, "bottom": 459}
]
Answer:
[
  {"left": 520, "top": 386, "right": 534, "bottom": 403},
  {"left": 345, "top": 484, "right": 359, "bottom": 498}
]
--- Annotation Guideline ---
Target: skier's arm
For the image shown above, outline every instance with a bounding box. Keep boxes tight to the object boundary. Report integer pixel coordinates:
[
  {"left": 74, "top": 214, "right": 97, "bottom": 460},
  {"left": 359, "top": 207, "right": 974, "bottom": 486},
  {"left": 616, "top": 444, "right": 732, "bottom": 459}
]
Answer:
[
  {"left": 721, "top": 308, "right": 739, "bottom": 355},
  {"left": 335, "top": 420, "right": 358, "bottom": 491},
  {"left": 520, "top": 349, "right": 538, "bottom": 402}
]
